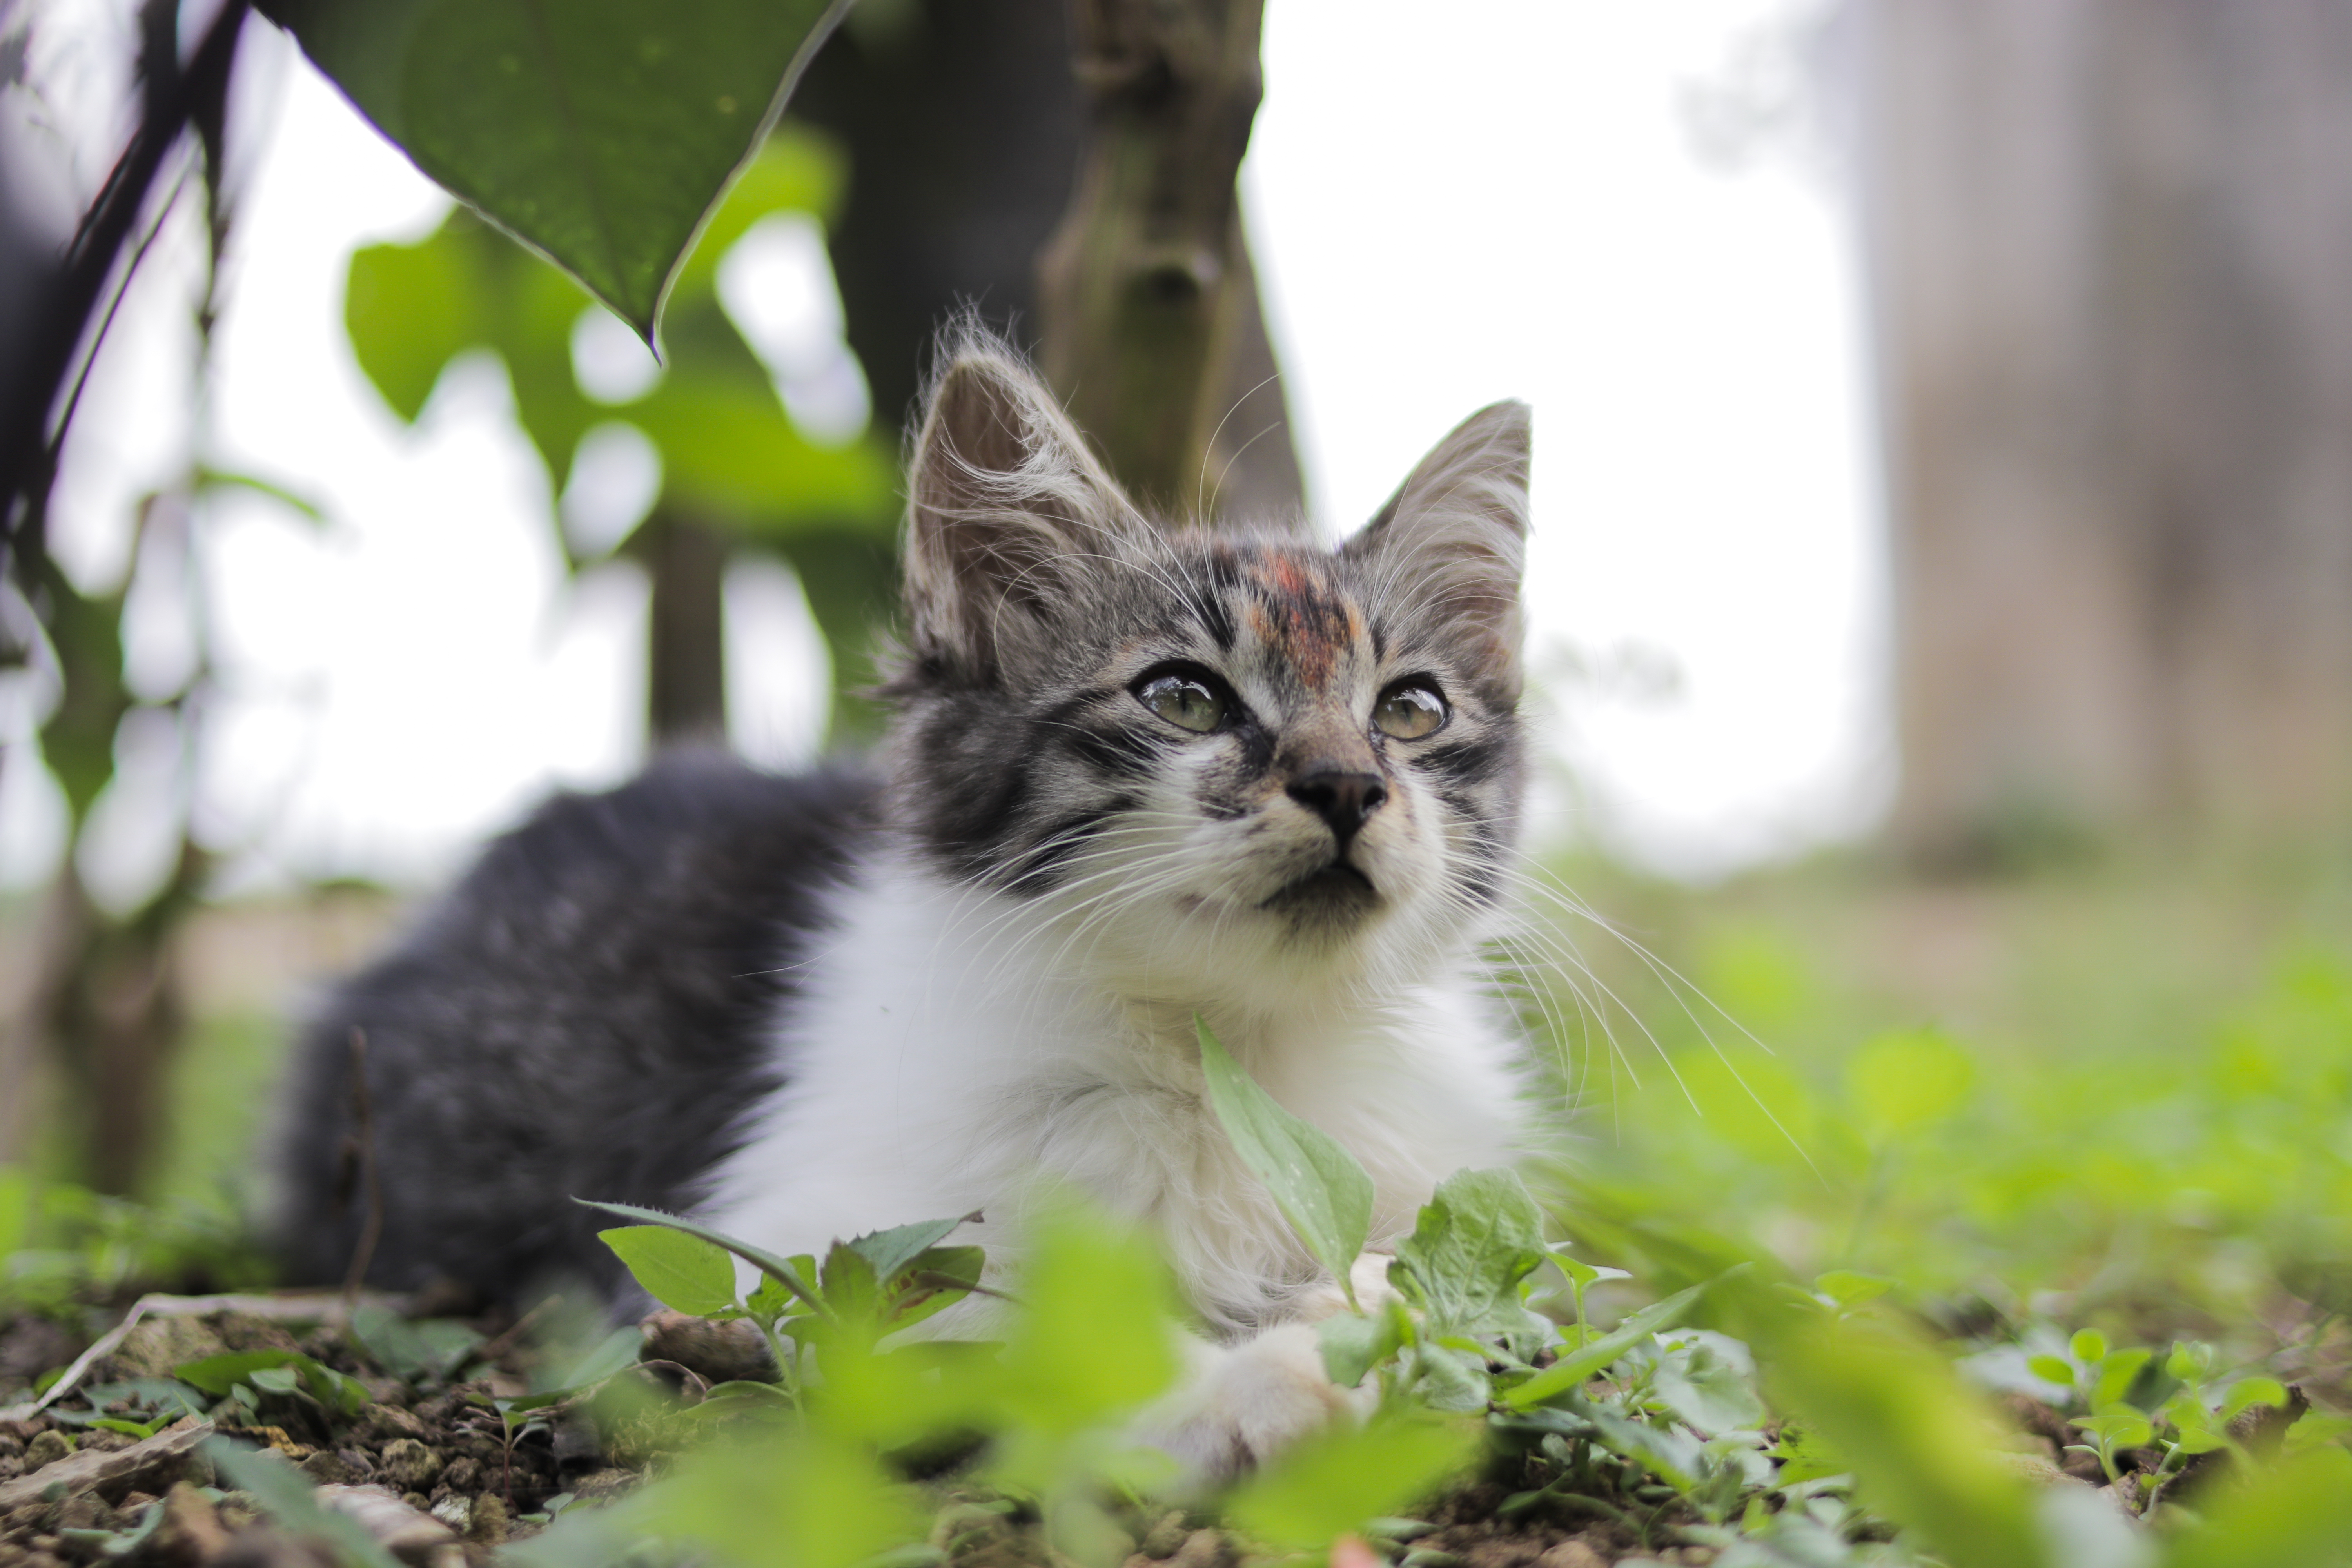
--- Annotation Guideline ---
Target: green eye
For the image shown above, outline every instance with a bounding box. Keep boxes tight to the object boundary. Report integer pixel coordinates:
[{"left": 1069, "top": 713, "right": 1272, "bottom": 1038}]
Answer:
[
  {"left": 1135, "top": 672, "right": 1228, "bottom": 733},
  {"left": 1373, "top": 680, "right": 1448, "bottom": 740}
]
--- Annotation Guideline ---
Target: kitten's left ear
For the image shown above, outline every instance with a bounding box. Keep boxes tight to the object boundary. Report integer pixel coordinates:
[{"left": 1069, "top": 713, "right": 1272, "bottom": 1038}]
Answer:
[{"left": 1342, "top": 400, "right": 1530, "bottom": 671}]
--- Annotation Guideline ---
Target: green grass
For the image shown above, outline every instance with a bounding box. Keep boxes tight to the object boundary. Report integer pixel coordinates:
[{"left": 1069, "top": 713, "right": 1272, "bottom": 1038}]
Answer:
[{"left": 1517, "top": 851, "right": 2352, "bottom": 1358}]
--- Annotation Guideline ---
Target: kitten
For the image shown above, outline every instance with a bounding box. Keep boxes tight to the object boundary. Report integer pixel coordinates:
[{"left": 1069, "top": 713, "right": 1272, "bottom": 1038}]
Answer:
[{"left": 269, "top": 331, "right": 1533, "bottom": 1473}]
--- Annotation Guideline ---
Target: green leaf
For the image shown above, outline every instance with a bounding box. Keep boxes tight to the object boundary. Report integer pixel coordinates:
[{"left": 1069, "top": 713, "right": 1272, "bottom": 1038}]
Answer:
[
  {"left": 886, "top": 1245, "right": 986, "bottom": 1332},
  {"left": 1225, "top": 1418, "right": 1473, "bottom": 1550},
  {"left": 1195, "top": 1016, "right": 1374, "bottom": 1306},
  {"left": 2220, "top": 1375, "right": 2288, "bottom": 1421},
  {"left": 173, "top": 1351, "right": 369, "bottom": 1417},
  {"left": 1845, "top": 1029, "right": 1974, "bottom": 1136},
  {"left": 992, "top": 1202, "right": 1179, "bottom": 1446},
  {"left": 1811, "top": 1271, "right": 1894, "bottom": 1310},
  {"left": 574, "top": 1198, "right": 829, "bottom": 1320},
  {"left": 748, "top": 1274, "right": 799, "bottom": 1323},
  {"left": 644, "top": 1425, "right": 923, "bottom": 1568},
  {"left": 599, "top": 1224, "right": 740, "bottom": 1316},
  {"left": 1548, "top": 1254, "right": 1632, "bottom": 1290},
  {"left": 2163, "top": 1448, "right": 2352, "bottom": 1568},
  {"left": 2168, "top": 1340, "right": 2216, "bottom": 1382},
  {"left": 1390, "top": 1168, "right": 1552, "bottom": 1345},
  {"left": 263, "top": 0, "right": 857, "bottom": 339},
  {"left": 557, "top": 1326, "right": 646, "bottom": 1391},
  {"left": 203, "top": 1440, "right": 404, "bottom": 1568},
  {"left": 817, "top": 1241, "right": 882, "bottom": 1327},
  {"left": 1504, "top": 1275, "right": 1721, "bottom": 1408},
  {"left": 349, "top": 1306, "right": 482, "bottom": 1384},
  {"left": 1762, "top": 1326, "right": 2047, "bottom": 1568},
  {"left": 2073, "top": 1408, "right": 2151, "bottom": 1449},
  {"left": 2025, "top": 1355, "right": 2077, "bottom": 1388},
  {"left": 2088, "top": 1347, "right": 2150, "bottom": 1410},
  {"left": 1320, "top": 1299, "right": 1411, "bottom": 1389},
  {"left": 2069, "top": 1328, "right": 2108, "bottom": 1365},
  {"left": 1645, "top": 1331, "right": 1768, "bottom": 1435},
  {"left": 1406, "top": 1342, "right": 1490, "bottom": 1412},
  {"left": 844, "top": 1214, "right": 979, "bottom": 1286}
]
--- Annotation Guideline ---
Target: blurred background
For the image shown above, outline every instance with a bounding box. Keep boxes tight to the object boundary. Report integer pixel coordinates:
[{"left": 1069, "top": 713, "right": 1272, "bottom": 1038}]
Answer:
[{"left": 3, "top": 0, "right": 2351, "bottom": 1357}]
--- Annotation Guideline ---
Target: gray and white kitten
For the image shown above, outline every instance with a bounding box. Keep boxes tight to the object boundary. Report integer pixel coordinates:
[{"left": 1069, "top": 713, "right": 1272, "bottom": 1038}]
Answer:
[{"left": 271, "top": 333, "right": 1532, "bottom": 1470}]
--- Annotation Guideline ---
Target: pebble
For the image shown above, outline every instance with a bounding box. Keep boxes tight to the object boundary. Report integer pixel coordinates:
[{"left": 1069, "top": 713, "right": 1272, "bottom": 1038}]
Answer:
[
  {"left": 379, "top": 1440, "right": 444, "bottom": 1492},
  {"left": 18, "top": 1437, "right": 68, "bottom": 1474}
]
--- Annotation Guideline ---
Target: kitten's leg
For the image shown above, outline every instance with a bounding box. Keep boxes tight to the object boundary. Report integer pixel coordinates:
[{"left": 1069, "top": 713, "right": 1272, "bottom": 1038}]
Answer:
[{"left": 1137, "top": 1253, "right": 1401, "bottom": 1482}]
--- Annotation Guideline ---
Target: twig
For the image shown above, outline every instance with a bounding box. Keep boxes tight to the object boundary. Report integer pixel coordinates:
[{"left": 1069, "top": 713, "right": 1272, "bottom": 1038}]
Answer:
[
  {"left": 0, "top": 1290, "right": 401, "bottom": 1421},
  {"left": 0, "top": 0, "right": 250, "bottom": 547},
  {"left": 341, "top": 1027, "right": 384, "bottom": 1308}
]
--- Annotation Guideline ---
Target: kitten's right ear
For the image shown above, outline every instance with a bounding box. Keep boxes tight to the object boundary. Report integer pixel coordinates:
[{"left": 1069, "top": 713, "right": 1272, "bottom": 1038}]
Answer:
[
  {"left": 1342, "top": 400, "right": 1531, "bottom": 674},
  {"left": 903, "top": 344, "right": 1141, "bottom": 683}
]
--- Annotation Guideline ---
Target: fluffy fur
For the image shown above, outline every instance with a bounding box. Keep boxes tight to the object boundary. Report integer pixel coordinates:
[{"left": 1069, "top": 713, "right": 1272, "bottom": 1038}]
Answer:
[{"left": 269, "top": 331, "right": 1534, "bottom": 1472}]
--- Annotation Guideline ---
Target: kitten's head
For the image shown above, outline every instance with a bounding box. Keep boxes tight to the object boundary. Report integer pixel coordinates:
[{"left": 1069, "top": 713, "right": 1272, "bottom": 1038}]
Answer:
[{"left": 879, "top": 335, "right": 1528, "bottom": 1003}]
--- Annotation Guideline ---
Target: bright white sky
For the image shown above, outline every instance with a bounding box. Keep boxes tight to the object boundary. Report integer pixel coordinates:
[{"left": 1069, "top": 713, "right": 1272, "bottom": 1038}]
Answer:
[{"left": 0, "top": 0, "right": 1884, "bottom": 906}]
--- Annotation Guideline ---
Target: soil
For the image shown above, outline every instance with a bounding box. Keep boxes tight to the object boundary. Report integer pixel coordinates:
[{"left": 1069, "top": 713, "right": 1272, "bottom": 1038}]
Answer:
[{"left": 0, "top": 1298, "right": 1681, "bottom": 1568}]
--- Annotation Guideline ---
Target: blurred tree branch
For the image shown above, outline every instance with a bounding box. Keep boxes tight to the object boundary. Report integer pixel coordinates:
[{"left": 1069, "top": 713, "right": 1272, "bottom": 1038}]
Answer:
[{"left": 1037, "top": 0, "right": 1301, "bottom": 521}]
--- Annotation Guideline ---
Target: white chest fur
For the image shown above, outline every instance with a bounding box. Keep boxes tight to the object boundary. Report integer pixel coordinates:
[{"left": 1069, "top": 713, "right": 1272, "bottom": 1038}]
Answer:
[{"left": 699, "top": 851, "right": 1526, "bottom": 1334}]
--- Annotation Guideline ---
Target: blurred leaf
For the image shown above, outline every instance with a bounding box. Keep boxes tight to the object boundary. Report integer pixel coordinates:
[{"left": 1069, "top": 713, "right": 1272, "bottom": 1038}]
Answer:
[
  {"left": 1646, "top": 1330, "right": 1767, "bottom": 1434},
  {"left": 601, "top": 1223, "right": 740, "bottom": 1317},
  {"left": 1389, "top": 1168, "right": 1552, "bottom": 1345},
  {"left": 341, "top": 133, "right": 887, "bottom": 534},
  {"left": 263, "top": 0, "right": 853, "bottom": 338},
  {"left": 992, "top": 1201, "right": 1178, "bottom": 1446},
  {"left": 192, "top": 466, "right": 327, "bottom": 524},
  {"left": 1764, "top": 1324, "right": 2046, "bottom": 1568},
  {"left": 648, "top": 1424, "right": 923, "bottom": 1568},
  {"left": 1225, "top": 1417, "right": 1473, "bottom": 1551},
  {"left": 1321, "top": 1298, "right": 1411, "bottom": 1388},
  {"left": 2219, "top": 1375, "right": 2288, "bottom": 1421},
  {"left": 1810, "top": 1271, "right": 1894, "bottom": 1311},
  {"left": 628, "top": 372, "right": 891, "bottom": 522},
  {"left": 2069, "top": 1328, "right": 2109, "bottom": 1365},
  {"left": 204, "top": 1439, "right": 404, "bottom": 1568},
  {"left": 2161, "top": 1448, "right": 2352, "bottom": 1568},
  {"left": 0, "top": 1168, "right": 28, "bottom": 1277},
  {"left": 1847, "top": 1029, "right": 1975, "bottom": 1138},
  {"left": 2027, "top": 1355, "right": 2077, "bottom": 1388},
  {"left": 349, "top": 1308, "right": 482, "bottom": 1384},
  {"left": 2089, "top": 1347, "right": 2150, "bottom": 1410},
  {"left": 1196, "top": 1015, "right": 1374, "bottom": 1307}
]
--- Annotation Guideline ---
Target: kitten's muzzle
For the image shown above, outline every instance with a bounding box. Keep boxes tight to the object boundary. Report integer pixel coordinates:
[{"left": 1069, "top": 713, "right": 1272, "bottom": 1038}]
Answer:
[{"left": 1286, "top": 768, "right": 1387, "bottom": 849}]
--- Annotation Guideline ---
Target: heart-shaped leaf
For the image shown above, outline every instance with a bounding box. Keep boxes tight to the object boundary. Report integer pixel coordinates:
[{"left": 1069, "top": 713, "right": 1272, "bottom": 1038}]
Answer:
[{"left": 261, "top": 0, "right": 853, "bottom": 339}]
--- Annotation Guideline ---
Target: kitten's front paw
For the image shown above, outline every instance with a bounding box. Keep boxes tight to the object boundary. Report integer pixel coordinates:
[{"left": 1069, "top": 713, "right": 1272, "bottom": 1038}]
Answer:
[{"left": 1139, "top": 1323, "right": 1374, "bottom": 1483}]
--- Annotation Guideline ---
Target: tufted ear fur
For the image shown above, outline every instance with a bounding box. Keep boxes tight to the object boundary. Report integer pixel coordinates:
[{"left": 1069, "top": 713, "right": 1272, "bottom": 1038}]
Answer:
[
  {"left": 902, "top": 339, "right": 1145, "bottom": 686},
  {"left": 1341, "top": 401, "right": 1530, "bottom": 679}
]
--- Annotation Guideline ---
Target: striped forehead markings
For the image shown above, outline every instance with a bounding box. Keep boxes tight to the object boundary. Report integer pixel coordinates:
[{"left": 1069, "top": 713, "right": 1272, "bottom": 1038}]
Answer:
[{"left": 1240, "top": 552, "right": 1361, "bottom": 688}]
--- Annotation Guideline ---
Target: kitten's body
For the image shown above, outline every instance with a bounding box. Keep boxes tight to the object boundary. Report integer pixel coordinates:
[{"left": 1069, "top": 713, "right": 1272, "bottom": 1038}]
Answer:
[{"left": 271, "top": 336, "right": 1534, "bottom": 1468}]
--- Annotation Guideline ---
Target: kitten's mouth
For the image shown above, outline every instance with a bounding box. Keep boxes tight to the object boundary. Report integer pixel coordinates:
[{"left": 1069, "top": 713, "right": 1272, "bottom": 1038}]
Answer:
[{"left": 1260, "top": 860, "right": 1378, "bottom": 915}]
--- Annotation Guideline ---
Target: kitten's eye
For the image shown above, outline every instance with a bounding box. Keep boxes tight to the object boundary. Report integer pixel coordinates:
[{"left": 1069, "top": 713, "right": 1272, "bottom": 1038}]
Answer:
[
  {"left": 1134, "top": 671, "right": 1229, "bottom": 733},
  {"left": 1373, "top": 680, "right": 1448, "bottom": 740}
]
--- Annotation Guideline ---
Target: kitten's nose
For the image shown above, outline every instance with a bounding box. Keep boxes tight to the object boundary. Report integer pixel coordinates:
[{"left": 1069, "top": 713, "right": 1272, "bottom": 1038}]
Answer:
[{"left": 1287, "top": 768, "right": 1388, "bottom": 846}]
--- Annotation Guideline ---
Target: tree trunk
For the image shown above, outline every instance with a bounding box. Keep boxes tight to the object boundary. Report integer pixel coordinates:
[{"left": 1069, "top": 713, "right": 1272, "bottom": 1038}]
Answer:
[
  {"left": 640, "top": 510, "right": 730, "bottom": 745},
  {"left": 1861, "top": 0, "right": 2352, "bottom": 865},
  {"left": 1036, "top": 0, "right": 1302, "bottom": 520}
]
